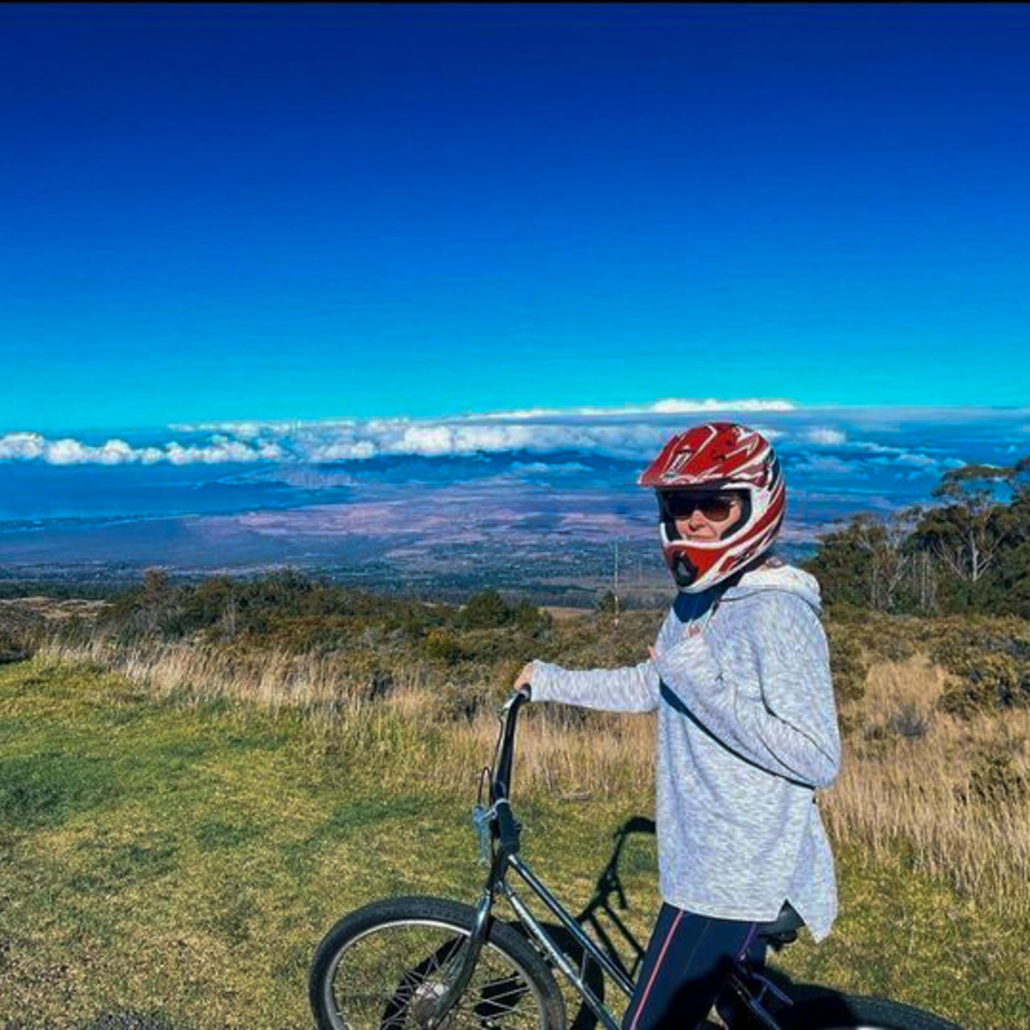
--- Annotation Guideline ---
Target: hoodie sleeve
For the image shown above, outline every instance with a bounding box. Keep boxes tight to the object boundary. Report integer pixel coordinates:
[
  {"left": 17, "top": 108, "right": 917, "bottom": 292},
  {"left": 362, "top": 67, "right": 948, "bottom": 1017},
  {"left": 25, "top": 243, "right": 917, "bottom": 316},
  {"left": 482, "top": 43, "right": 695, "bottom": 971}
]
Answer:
[
  {"left": 529, "top": 607, "right": 681, "bottom": 713},
  {"left": 530, "top": 657, "right": 659, "bottom": 713},
  {"left": 651, "top": 592, "right": 840, "bottom": 788}
]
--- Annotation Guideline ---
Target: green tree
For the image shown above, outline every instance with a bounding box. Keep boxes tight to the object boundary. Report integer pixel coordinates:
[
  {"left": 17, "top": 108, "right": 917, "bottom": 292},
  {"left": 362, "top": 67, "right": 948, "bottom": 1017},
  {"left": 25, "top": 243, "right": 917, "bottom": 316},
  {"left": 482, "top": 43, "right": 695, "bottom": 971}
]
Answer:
[
  {"left": 807, "top": 457, "right": 1030, "bottom": 617},
  {"left": 459, "top": 590, "right": 510, "bottom": 629},
  {"left": 804, "top": 514, "right": 917, "bottom": 612},
  {"left": 918, "top": 464, "right": 1015, "bottom": 585}
]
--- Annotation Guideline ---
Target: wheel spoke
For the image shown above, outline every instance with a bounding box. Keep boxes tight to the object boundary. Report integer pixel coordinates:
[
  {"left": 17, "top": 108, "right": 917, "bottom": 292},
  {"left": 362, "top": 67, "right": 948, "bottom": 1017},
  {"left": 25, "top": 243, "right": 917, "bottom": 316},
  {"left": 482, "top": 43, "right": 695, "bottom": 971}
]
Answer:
[{"left": 323, "top": 919, "right": 549, "bottom": 1030}]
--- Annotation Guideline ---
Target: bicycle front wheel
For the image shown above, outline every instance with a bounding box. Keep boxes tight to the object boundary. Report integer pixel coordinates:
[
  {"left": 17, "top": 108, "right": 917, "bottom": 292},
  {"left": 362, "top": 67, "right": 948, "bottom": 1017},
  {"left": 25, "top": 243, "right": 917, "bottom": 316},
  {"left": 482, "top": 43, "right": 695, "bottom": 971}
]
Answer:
[
  {"left": 777, "top": 992, "right": 961, "bottom": 1030},
  {"left": 309, "top": 895, "right": 567, "bottom": 1030}
]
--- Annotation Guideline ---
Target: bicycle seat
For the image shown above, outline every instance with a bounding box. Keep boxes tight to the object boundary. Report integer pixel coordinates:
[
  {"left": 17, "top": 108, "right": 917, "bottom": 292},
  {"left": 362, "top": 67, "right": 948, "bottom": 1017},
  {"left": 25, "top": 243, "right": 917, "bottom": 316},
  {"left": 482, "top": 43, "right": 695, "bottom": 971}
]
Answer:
[{"left": 756, "top": 902, "right": 804, "bottom": 946}]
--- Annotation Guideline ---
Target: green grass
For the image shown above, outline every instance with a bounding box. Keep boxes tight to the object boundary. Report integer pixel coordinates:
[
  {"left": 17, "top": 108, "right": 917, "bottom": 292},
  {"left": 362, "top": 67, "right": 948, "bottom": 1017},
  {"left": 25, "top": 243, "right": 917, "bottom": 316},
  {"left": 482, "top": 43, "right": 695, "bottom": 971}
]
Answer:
[{"left": 0, "top": 659, "right": 1022, "bottom": 1028}]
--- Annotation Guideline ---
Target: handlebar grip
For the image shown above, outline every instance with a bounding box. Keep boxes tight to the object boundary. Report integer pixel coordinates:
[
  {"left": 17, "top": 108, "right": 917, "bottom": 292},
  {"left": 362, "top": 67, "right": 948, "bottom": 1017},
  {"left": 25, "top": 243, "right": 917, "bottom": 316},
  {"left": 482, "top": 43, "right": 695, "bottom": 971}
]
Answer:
[
  {"left": 506, "top": 686, "right": 531, "bottom": 711},
  {"left": 494, "top": 799, "right": 521, "bottom": 855},
  {"left": 494, "top": 689, "right": 529, "bottom": 799}
]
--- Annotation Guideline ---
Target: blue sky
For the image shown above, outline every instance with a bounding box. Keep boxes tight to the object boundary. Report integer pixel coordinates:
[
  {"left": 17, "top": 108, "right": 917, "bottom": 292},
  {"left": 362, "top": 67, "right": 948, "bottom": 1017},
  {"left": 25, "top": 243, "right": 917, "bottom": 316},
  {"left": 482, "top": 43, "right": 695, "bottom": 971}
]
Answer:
[{"left": 2, "top": 4, "right": 1030, "bottom": 432}]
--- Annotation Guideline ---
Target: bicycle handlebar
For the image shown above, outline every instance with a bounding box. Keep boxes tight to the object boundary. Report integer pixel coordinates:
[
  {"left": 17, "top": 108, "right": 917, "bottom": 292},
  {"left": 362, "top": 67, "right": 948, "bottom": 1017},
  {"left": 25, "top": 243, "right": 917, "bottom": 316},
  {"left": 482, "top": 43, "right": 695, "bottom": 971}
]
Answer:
[
  {"left": 488, "top": 688, "right": 530, "bottom": 856},
  {"left": 493, "top": 687, "right": 529, "bottom": 803}
]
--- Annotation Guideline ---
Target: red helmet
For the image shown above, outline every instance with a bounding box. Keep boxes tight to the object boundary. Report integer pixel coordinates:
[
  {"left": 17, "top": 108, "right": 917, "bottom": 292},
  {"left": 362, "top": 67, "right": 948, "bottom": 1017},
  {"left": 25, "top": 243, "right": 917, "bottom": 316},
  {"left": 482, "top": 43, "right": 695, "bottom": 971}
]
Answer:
[{"left": 638, "top": 422, "right": 786, "bottom": 592}]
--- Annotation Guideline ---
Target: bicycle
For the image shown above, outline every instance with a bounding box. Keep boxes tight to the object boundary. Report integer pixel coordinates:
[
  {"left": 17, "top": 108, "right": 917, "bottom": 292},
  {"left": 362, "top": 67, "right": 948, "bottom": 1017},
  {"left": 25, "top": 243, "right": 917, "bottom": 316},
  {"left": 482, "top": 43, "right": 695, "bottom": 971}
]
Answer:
[{"left": 309, "top": 690, "right": 961, "bottom": 1030}]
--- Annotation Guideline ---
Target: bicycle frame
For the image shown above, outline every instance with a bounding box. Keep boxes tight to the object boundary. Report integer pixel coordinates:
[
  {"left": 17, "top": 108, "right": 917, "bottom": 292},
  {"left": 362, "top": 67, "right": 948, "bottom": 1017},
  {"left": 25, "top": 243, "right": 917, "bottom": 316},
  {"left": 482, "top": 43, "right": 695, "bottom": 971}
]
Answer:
[
  {"left": 424, "top": 691, "right": 790, "bottom": 1030},
  {"left": 502, "top": 852, "right": 631, "bottom": 1030}
]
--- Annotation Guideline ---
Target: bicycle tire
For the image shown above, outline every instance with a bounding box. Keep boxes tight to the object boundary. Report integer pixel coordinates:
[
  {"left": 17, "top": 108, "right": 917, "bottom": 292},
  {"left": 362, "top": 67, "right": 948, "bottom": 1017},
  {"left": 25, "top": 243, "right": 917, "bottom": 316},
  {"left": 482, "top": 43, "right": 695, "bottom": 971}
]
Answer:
[
  {"left": 309, "top": 895, "right": 567, "bottom": 1030},
  {"left": 775, "top": 992, "right": 962, "bottom": 1030}
]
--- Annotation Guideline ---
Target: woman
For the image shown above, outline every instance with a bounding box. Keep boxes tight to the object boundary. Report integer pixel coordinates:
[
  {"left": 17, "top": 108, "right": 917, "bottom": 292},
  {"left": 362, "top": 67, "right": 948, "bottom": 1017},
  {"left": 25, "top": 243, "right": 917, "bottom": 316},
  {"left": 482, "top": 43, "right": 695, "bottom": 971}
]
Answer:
[{"left": 517, "top": 422, "right": 841, "bottom": 1030}]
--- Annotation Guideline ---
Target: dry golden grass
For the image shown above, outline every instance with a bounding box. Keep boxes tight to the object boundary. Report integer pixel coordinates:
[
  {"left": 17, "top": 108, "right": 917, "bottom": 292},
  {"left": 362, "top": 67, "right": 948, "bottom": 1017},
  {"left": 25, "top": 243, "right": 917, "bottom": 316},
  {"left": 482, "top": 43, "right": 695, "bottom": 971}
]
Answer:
[
  {"left": 42, "top": 630, "right": 1030, "bottom": 915},
  {"left": 43, "top": 637, "right": 384, "bottom": 712},
  {"left": 466, "top": 705, "right": 657, "bottom": 799},
  {"left": 824, "top": 654, "right": 1030, "bottom": 909}
]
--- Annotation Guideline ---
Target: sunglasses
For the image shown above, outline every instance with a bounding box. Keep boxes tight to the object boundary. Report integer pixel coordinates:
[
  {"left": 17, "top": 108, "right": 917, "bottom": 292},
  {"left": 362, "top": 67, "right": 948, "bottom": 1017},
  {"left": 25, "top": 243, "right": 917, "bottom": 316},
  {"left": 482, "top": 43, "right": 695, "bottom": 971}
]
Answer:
[{"left": 657, "top": 491, "right": 741, "bottom": 522}]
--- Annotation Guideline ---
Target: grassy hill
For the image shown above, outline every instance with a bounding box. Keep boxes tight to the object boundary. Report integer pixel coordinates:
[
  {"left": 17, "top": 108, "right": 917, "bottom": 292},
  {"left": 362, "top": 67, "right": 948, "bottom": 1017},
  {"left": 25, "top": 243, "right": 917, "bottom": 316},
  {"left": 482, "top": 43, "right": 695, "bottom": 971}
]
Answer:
[{"left": 1, "top": 586, "right": 1028, "bottom": 1027}]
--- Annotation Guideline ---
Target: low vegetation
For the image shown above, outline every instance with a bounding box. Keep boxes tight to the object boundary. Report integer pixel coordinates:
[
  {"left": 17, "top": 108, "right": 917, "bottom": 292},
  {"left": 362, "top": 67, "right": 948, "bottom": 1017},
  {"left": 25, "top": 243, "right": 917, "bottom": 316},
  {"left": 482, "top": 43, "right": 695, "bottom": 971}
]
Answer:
[{"left": 2, "top": 576, "right": 1028, "bottom": 1027}]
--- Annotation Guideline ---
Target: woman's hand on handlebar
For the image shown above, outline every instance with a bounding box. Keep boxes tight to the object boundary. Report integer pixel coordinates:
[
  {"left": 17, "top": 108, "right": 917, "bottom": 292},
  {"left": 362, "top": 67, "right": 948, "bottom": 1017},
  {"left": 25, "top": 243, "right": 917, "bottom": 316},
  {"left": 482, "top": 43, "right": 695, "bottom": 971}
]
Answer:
[{"left": 515, "top": 661, "right": 534, "bottom": 700}]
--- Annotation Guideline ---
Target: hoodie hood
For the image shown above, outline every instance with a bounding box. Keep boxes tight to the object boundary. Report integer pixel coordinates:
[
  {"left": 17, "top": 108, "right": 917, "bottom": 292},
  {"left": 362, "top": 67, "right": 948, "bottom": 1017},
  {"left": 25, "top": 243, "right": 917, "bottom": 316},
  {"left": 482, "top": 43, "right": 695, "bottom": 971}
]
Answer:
[{"left": 719, "top": 561, "right": 822, "bottom": 615}]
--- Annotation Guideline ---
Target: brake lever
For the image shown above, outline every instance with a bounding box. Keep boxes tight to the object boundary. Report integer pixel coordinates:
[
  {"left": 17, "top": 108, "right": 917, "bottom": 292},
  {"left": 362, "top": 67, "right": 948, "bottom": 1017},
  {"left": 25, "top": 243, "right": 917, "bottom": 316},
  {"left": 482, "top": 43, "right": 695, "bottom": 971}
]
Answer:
[{"left": 472, "top": 804, "right": 494, "bottom": 867}]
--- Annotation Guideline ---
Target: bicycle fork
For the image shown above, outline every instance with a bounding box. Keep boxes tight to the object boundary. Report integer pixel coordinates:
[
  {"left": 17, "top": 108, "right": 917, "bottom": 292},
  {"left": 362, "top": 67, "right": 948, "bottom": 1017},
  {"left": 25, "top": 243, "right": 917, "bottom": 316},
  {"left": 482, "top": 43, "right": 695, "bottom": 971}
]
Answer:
[{"left": 422, "top": 889, "right": 494, "bottom": 1030}]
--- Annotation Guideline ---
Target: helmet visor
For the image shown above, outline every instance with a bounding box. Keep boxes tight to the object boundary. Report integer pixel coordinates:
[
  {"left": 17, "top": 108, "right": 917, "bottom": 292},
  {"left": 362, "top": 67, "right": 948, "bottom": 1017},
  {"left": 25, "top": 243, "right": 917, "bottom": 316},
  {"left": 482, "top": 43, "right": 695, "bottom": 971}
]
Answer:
[{"left": 656, "top": 490, "right": 744, "bottom": 523}]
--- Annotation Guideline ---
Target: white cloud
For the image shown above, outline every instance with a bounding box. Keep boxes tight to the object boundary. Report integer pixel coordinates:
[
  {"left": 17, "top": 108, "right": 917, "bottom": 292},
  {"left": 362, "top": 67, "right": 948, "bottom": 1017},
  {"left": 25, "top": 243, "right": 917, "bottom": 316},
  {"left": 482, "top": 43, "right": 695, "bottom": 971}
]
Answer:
[
  {"left": 3, "top": 417, "right": 670, "bottom": 467},
  {"left": 867, "top": 453, "right": 938, "bottom": 469},
  {"left": 793, "top": 455, "right": 861, "bottom": 476},
  {"left": 44, "top": 437, "right": 159, "bottom": 466},
  {"left": 474, "top": 398, "right": 796, "bottom": 420},
  {"left": 307, "top": 440, "right": 378, "bottom": 461},
  {"left": 174, "top": 398, "right": 798, "bottom": 434},
  {"left": 510, "top": 461, "right": 590, "bottom": 476},
  {"left": 648, "top": 397, "right": 796, "bottom": 414},
  {"left": 306, "top": 420, "right": 670, "bottom": 462},
  {"left": 893, "top": 452, "right": 938, "bottom": 468},
  {"left": 0, "top": 412, "right": 831, "bottom": 468},
  {"left": 805, "top": 427, "right": 847, "bottom": 446},
  {"left": 743, "top": 424, "right": 785, "bottom": 441},
  {"left": 165, "top": 439, "right": 284, "bottom": 465},
  {"left": 0, "top": 432, "right": 45, "bottom": 460},
  {"left": 0, "top": 431, "right": 281, "bottom": 467}
]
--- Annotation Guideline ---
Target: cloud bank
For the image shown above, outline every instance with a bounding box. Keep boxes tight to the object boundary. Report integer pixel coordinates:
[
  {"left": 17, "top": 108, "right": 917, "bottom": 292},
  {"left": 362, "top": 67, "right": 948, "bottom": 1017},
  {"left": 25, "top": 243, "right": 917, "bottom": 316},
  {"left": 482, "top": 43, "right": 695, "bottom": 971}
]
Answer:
[
  {"left": 2, "top": 397, "right": 792, "bottom": 467},
  {"left": 0, "top": 432, "right": 284, "bottom": 466},
  {"left": 2, "top": 399, "right": 1024, "bottom": 471}
]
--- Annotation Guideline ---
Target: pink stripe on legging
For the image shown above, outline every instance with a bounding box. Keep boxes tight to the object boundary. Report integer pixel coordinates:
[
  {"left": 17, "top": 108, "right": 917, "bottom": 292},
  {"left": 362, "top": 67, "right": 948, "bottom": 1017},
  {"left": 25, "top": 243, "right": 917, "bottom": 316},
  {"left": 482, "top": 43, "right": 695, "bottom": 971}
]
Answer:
[{"left": 629, "top": 910, "right": 684, "bottom": 1030}]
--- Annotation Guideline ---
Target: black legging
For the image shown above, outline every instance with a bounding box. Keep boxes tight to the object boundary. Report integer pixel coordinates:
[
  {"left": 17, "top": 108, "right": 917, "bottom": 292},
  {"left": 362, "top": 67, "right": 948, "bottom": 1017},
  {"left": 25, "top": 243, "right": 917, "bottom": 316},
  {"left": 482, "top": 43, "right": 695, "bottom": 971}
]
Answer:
[{"left": 622, "top": 904, "right": 766, "bottom": 1030}]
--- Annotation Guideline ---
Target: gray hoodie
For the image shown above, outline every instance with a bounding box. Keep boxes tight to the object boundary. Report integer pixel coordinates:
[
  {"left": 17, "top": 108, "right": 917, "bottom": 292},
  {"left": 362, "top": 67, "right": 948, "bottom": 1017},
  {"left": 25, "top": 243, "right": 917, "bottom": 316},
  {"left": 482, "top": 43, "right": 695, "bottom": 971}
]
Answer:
[{"left": 530, "top": 562, "right": 840, "bottom": 941}]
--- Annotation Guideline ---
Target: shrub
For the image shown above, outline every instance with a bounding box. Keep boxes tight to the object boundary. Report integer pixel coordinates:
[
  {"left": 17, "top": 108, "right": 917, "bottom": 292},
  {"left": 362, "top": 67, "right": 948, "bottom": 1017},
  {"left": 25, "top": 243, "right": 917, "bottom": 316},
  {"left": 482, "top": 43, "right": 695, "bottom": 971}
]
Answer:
[
  {"left": 0, "top": 603, "right": 45, "bottom": 661},
  {"left": 938, "top": 653, "right": 1020, "bottom": 717},
  {"left": 865, "top": 628, "right": 918, "bottom": 664},
  {"left": 421, "top": 629, "right": 467, "bottom": 665},
  {"left": 886, "top": 702, "right": 930, "bottom": 740},
  {"left": 825, "top": 613, "right": 922, "bottom": 665},
  {"left": 437, "top": 681, "right": 487, "bottom": 723},
  {"left": 365, "top": 670, "right": 394, "bottom": 702},
  {"left": 458, "top": 590, "right": 510, "bottom": 629},
  {"left": 927, "top": 621, "right": 1030, "bottom": 717},
  {"left": 513, "top": 600, "right": 552, "bottom": 637},
  {"left": 825, "top": 625, "right": 869, "bottom": 706},
  {"left": 960, "top": 747, "right": 1029, "bottom": 806},
  {"left": 456, "top": 590, "right": 548, "bottom": 632}
]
